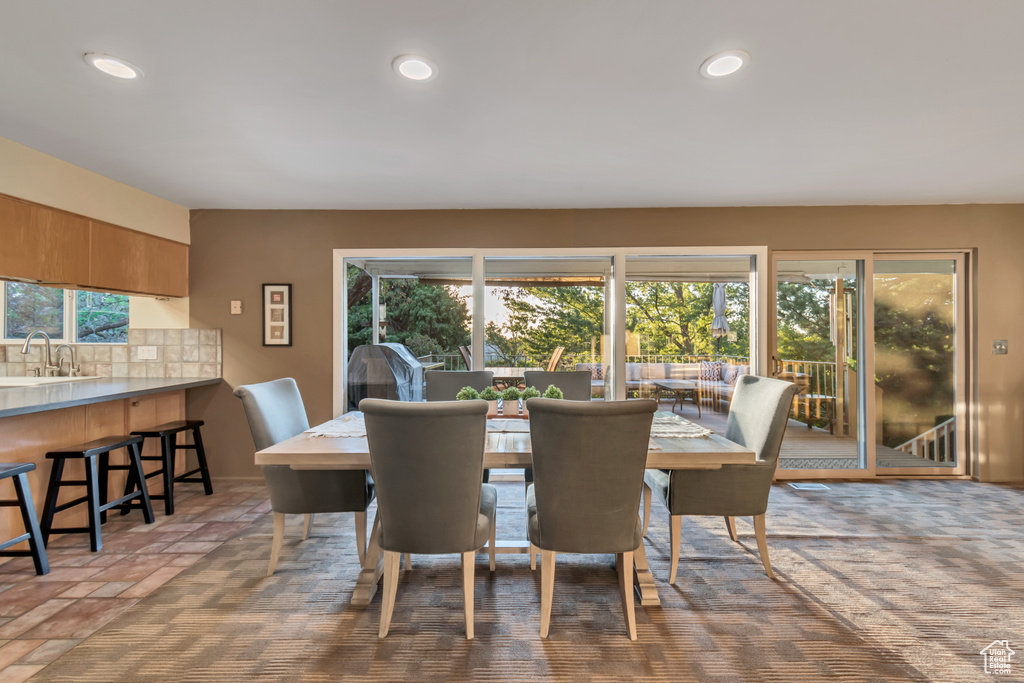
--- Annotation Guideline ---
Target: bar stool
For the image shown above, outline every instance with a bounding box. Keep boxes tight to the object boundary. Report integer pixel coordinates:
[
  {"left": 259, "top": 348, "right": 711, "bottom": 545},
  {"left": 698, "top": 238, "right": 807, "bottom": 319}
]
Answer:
[
  {"left": 0, "top": 463, "right": 49, "bottom": 574},
  {"left": 41, "top": 435, "right": 154, "bottom": 552},
  {"left": 129, "top": 420, "right": 213, "bottom": 516}
]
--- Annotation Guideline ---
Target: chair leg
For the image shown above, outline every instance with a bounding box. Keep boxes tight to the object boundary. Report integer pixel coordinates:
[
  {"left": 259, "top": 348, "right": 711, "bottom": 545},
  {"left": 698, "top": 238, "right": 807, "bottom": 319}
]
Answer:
[
  {"left": 404, "top": 553, "right": 412, "bottom": 571},
  {"left": 669, "top": 515, "right": 681, "bottom": 584},
  {"left": 13, "top": 472, "right": 49, "bottom": 575},
  {"left": 462, "top": 550, "right": 475, "bottom": 640},
  {"left": 724, "top": 516, "right": 738, "bottom": 543},
  {"left": 354, "top": 510, "right": 367, "bottom": 565},
  {"left": 641, "top": 483, "right": 652, "bottom": 537},
  {"left": 160, "top": 435, "right": 175, "bottom": 515},
  {"left": 539, "top": 549, "right": 556, "bottom": 638},
  {"left": 529, "top": 543, "right": 537, "bottom": 571},
  {"left": 267, "top": 512, "right": 285, "bottom": 577},
  {"left": 302, "top": 514, "right": 314, "bottom": 540},
  {"left": 617, "top": 551, "right": 637, "bottom": 640},
  {"left": 128, "top": 442, "right": 155, "bottom": 524},
  {"left": 84, "top": 456, "right": 103, "bottom": 552},
  {"left": 488, "top": 521, "right": 496, "bottom": 572},
  {"left": 753, "top": 514, "right": 774, "bottom": 579},
  {"left": 191, "top": 426, "right": 214, "bottom": 495},
  {"left": 379, "top": 550, "right": 400, "bottom": 638},
  {"left": 40, "top": 457, "right": 65, "bottom": 547}
]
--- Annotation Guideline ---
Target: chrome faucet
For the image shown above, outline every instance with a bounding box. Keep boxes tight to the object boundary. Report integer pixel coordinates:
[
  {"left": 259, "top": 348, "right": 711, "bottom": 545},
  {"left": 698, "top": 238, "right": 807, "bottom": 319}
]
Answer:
[
  {"left": 55, "top": 344, "right": 80, "bottom": 377},
  {"left": 20, "top": 331, "right": 61, "bottom": 377}
]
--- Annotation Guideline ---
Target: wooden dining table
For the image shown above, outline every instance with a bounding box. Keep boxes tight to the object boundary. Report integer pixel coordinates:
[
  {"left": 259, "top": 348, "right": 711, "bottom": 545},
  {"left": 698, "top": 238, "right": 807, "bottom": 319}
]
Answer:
[{"left": 255, "top": 413, "right": 755, "bottom": 608}]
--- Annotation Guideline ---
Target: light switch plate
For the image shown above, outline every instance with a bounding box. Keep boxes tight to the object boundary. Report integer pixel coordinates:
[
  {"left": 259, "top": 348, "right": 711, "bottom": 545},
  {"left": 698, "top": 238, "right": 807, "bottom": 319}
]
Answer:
[
  {"left": 138, "top": 345, "right": 158, "bottom": 360},
  {"left": 230, "top": 300, "right": 243, "bottom": 315},
  {"left": 993, "top": 340, "right": 1008, "bottom": 355}
]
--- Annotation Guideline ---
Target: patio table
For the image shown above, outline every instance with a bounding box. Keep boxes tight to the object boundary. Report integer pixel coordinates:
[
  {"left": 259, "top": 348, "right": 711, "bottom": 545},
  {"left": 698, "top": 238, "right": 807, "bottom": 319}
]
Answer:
[
  {"left": 486, "top": 366, "right": 543, "bottom": 390},
  {"left": 256, "top": 412, "right": 755, "bottom": 608},
  {"left": 651, "top": 379, "right": 702, "bottom": 417}
]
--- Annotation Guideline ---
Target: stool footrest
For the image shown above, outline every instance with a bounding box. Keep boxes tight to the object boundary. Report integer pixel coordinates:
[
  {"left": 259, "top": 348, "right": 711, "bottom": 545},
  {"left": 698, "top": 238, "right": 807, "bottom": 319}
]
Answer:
[
  {"left": 53, "top": 497, "right": 91, "bottom": 513},
  {"left": 98, "top": 491, "right": 145, "bottom": 513},
  {"left": 0, "top": 533, "right": 31, "bottom": 551}
]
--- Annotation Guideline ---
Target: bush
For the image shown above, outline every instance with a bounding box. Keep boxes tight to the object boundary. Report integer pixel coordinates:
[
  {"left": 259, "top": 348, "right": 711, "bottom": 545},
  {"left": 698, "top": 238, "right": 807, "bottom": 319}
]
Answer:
[
  {"left": 455, "top": 386, "right": 480, "bottom": 400},
  {"left": 521, "top": 386, "right": 541, "bottom": 400},
  {"left": 501, "top": 387, "right": 522, "bottom": 401},
  {"left": 542, "top": 384, "right": 563, "bottom": 399},
  {"left": 480, "top": 386, "right": 500, "bottom": 401}
]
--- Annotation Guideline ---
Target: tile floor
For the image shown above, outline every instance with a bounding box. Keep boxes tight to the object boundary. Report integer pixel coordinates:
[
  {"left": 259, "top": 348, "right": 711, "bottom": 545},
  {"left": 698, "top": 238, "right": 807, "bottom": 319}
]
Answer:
[{"left": 0, "top": 480, "right": 267, "bottom": 682}]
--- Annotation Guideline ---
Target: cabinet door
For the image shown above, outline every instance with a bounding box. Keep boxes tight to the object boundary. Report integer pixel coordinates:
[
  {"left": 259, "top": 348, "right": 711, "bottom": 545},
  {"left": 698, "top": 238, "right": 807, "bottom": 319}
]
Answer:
[
  {"left": 0, "top": 194, "right": 90, "bottom": 284},
  {"left": 89, "top": 220, "right": 189, "bottom": 297}
]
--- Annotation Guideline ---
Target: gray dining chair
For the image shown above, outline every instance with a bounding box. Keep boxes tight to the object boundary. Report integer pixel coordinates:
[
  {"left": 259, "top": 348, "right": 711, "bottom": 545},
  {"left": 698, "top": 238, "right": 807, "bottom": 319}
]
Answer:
[
  {"left": 424, "top": 370, "right": 494, "bottom": 402},
  {"left": 361, "top": 398, "right": 496, "bottom": 640},
  {"left": 523, "top": 370, "right": 592, "bottom": 401},
  {"left": 527, "top": 398, "right": 656, "bottom": 640},
  {"left": 234, "top": 378, "right": 375, "bottom": 576},
  {"left": 642, "top": 375, "right": 799, "bottom": 582}
]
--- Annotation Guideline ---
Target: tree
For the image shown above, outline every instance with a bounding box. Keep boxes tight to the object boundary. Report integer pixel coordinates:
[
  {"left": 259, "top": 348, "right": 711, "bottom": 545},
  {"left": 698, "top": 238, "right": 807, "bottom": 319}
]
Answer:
[
  {"left": 775, "top": 280, "right": 834, "bottom": 362},
  {"left": 4, "top": 283, "right": 64, "bottom": 338}
]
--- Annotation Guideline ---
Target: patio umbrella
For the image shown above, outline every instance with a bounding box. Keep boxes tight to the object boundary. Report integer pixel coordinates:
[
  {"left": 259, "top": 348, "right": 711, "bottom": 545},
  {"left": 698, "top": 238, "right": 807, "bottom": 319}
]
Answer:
[{"left": 711, "top": 283, "right": 729, "bottom": 354}]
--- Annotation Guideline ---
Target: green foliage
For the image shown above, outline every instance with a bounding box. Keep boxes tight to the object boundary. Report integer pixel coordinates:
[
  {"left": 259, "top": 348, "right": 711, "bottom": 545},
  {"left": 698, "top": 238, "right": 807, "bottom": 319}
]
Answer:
[
  {"left": 521, "top": 386, "right": 541, "bottom": 400},
  {"left": 4, "top": 283, "right": 64, "bottom": 338},
  {"left": 542, "top": 384, "right": 563, "bottom": 399},
  {"left": 500, "top": 387, "right": 521, "bottom": 401},
  {"left": 76, "top": 291, "right": 129, "bottom": 343},
  {"left": 479, "top": 386, "right": 500, "bottom": 401},
  {"left": 347, "top": 265, "right": 470, "bottom": 356},
  {"left": 455, "top": 386, "right": 480, "bottom": 400},
  {"left": 776, "top": 280, "right": 835, "bottom": 362}
]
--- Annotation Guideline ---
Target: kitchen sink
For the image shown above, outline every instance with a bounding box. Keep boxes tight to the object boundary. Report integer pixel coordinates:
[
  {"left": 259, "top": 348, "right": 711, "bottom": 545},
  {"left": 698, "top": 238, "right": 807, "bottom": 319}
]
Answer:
[{"left": 0, "top": 376, "right": 102, "bottom": 387}]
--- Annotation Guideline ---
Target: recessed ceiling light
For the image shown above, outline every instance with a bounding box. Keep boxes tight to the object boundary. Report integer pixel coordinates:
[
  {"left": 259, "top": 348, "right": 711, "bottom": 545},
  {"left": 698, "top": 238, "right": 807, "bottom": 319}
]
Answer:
[
  {"left": 699, "top": 50, "right": 749, "bottom": 79},
  {"left": 83, "top": 52, "right": 143, "bottom": 80},
  {"left": 392, "top": 55, "right": 437, "bottom": 82}
]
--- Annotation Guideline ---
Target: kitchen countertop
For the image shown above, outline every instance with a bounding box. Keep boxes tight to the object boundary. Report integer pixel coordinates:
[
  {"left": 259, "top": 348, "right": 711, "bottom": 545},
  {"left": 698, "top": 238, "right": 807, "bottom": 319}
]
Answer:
[{"left": 0, "top": 377, "right": 222, "bottom": 419}]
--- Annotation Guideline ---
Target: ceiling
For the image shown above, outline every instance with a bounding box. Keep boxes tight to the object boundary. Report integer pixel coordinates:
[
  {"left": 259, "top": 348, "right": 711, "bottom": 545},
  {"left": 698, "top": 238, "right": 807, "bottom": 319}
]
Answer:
[{"left": 2, "top": 1, "right": 1023, "bottom": 210}]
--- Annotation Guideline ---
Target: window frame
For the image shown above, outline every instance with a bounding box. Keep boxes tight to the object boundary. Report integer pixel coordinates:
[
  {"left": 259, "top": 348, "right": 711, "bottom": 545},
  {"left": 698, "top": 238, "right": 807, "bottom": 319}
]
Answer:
[{"left": 1, "top": 282, "right": 129, "bottom": 344}]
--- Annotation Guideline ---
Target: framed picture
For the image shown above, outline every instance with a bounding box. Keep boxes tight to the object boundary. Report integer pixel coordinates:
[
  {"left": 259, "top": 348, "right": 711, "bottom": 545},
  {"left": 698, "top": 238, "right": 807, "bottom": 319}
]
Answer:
[{"left": 263, "top": 284, "right": 292, "bottom": 346}]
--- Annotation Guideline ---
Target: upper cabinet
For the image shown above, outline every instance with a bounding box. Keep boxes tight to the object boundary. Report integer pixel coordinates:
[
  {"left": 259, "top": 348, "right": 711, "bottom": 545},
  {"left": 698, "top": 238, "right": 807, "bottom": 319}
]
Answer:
[{"left": 0, "top": 194, "right": 188, "bottom": 298}]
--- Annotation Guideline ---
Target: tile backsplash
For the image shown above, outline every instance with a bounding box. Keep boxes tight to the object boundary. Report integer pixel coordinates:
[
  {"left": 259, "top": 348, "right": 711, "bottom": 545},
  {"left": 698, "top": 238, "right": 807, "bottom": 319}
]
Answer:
[{"left": 0, "top": 328, "right": 222, "bottom": 379}]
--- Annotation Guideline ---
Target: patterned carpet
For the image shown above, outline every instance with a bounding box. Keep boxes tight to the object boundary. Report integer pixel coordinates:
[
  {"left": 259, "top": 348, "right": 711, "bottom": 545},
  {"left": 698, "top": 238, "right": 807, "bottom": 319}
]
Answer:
[{"left": 32, "top": 480, "right": 1024, "bottom": 682}]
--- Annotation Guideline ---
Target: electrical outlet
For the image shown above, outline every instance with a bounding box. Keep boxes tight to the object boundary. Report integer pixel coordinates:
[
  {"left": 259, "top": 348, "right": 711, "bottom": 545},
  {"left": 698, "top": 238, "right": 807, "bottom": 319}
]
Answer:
[
  {"left": 993, "top": 340, "right": 1008, "bottom": 355},
  {"left": 230, "top": 300, "right": 243, "bottom": 315},
  {"left": 138, "top": 345, "right": 158, "bottom": 360}
]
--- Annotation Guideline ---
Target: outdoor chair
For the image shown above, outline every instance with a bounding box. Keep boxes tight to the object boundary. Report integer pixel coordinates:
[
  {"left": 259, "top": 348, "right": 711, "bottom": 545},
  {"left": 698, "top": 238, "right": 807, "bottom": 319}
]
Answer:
[
  {"left": 527, "top": 398, "right": 656, "bottom": 640},
  {"left": 545, "top": 346, "right": 565, "bottom": 372},
  {"left": 642, "top": 375, "right": 799, "bottom": 581},
  {"left": 361, "top": 399, "right": 496, "bottom": 639},
  {"left": 234, "top": 378, "right": 375, "bottom": 576}
]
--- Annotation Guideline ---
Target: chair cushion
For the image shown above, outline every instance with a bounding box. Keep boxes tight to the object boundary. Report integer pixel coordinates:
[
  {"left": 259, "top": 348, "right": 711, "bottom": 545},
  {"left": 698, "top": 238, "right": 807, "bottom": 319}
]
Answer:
[
  {"left": 699, "top": 360, "right": 722, "bottom": 381},
  {"left": 721, "top": 364, "right": 738, "bottom": 385}
]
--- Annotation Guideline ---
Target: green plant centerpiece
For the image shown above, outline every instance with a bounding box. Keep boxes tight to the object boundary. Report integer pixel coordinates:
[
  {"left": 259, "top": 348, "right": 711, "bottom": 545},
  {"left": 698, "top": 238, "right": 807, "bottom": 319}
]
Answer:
[
  {"left": 520, "top": 386, "right": 542, "bottom": 418},
  {"left": 479, "top": 386, "right": 500, "bottom": 417},
  {"left": 455, "top": 386, "right": 480, "bottom": 401},
  {"left": 500, "top": 386, "right": 522, "bottom": 416},
  {"left": 542, "top": 384, "right": 563, "bottom": 399}
]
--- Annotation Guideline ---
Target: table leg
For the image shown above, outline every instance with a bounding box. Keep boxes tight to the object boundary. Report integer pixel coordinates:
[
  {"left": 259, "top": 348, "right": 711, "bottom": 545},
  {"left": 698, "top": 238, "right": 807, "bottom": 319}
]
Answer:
[
  {"left": 351, "top": 510, "right": 383, "bottom": 607},
  {"left": 632, "top": 537, "right": 661, "bottom": 607}
]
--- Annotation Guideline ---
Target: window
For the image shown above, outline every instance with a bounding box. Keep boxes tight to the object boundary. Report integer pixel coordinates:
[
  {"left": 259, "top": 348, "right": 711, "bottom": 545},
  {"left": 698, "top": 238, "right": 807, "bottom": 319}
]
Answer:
[{"left": 2, "top": 282, "right": 129, "bottom": 343}]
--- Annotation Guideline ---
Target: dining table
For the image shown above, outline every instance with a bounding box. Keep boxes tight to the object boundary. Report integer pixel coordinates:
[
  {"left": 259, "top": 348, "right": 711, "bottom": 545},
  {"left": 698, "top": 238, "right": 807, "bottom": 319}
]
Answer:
[{"left": 255, "top": 411, "right": 755, "bottom": 608}]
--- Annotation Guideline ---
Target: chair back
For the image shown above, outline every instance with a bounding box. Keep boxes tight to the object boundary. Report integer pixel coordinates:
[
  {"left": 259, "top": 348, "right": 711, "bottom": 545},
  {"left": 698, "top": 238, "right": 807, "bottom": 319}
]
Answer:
[
  {"left": 425, "top": 370, "right": 494, "bottom": 401},
  {"left": 724, "top": 375, "right": 801, "bottom": 465},
  {"left": 528, "top": 398, "right": 655, "bottom": 553},
  {"left": 523, "top": 370, "right": 592, "bottom": 401},
  {"left": 233, "top": 378, "right": 309, "bottom": 450},
  {"left": 545, "top": 346, "right": 565, "bottom": 372},
  {"left": 362, "top": 399, "right": 488, "bottom": 553},
  {"left": 458, "top": 345, "right": 473, "bottom": 370}
]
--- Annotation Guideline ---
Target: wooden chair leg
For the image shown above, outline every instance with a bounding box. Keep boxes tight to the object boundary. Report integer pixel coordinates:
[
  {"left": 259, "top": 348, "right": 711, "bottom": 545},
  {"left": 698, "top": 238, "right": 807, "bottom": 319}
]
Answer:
[
  {"left": 724, "top": 516, "right": 738, "bottom": 542},
  {"left": 530, "top": 543, "right": 538, "bottom": 570},
  {"left": 462, "top": 551, "right": 475, "bottom": 640},
  {"left": 617, "top": 551, "right": 637, "bottom": 640},
  {"left": 753, "top": 514, "right": 774, "bottom": 579},
  {"left": 488, "top": 521, "right": 496, "bottom": 572},
  {"left": 540, "top": 550, "right": 556, "bottom": 638},
  {"left": 404, "top": 553, "right": 412, "bottom": 571},
  {"left": 669, "top": 515, "right": 681, "bottom": 584},
  {"left": 302, "top": 513, "right": 314, "bottom": 540},
  {"left": 379, "top": 550, "right": 400, "bottom": 638},
  {"left": 354, "top": 510, "right": 367, "bottom": 565},
  {"left": 642, "top": 483, "right": 652, "bottom": 537},
  {"left": 267, "top": 512, "right": 285, "bottom": 577}
]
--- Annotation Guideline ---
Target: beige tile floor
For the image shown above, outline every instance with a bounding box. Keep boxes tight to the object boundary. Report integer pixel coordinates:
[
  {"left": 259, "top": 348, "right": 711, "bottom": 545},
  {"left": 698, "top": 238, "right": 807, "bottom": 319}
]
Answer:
[{"left": 0, "top": 480, "right": 267, "bottom": 682}]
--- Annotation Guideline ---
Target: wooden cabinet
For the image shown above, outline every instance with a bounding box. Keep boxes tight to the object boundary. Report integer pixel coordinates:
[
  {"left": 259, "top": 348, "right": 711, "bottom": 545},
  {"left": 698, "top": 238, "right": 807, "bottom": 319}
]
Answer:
[
  {"left": 0, "top": 193, "right": 188, "bottom": 298},
  {"left": 0, "top": 194, "right": 91, "bottom": 284},
  {"left": 89, "top": 220, "right": 189, "bottom": 297}
]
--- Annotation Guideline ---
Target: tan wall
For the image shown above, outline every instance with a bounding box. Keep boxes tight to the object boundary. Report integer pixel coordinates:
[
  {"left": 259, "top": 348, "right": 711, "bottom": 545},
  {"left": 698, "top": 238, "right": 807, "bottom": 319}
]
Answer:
[{"left": 187, "top": 205, "right": 1024, "bottom": 482}]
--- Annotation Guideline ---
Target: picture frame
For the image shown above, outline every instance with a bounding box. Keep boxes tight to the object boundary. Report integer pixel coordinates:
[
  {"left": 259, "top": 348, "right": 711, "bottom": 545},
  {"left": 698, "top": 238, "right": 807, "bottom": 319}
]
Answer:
[{"left": 262, "top": 283, "right": 292, "bottom": 346}]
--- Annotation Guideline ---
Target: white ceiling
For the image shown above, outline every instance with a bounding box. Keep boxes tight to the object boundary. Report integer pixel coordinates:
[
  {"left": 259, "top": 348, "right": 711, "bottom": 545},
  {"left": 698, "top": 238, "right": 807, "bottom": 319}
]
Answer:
[{"left": 2, "top": 0, "right": 1023, "bottom": 210}]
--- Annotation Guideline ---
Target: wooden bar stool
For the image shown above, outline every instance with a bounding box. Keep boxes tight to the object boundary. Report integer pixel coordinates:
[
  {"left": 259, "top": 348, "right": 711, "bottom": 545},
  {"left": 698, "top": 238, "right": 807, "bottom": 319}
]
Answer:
[
  {"left": 129, "top": 420, "right": 213, "bottom": 516},
  {"left": 41, "top": 435, "right": 154, "bottom": 552},
  {"left": 0, "top": 463, "right": 50, "bottom": 575}
]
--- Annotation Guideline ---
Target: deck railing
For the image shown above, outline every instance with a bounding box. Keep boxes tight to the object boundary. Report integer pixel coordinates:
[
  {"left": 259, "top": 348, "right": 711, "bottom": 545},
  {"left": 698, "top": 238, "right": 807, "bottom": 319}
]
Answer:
[{"left": 895, "top": 417, "right": 956, "bottom": 462}]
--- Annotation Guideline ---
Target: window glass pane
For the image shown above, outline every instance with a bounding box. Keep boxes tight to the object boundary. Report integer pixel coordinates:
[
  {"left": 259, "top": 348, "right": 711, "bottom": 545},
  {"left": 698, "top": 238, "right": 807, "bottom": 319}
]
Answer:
[
  {"left": 4, "top": 282, "right": 64, "bottom": 339},
  {"left": 76, "top": 291, "right": 130, "bottom": 343}
]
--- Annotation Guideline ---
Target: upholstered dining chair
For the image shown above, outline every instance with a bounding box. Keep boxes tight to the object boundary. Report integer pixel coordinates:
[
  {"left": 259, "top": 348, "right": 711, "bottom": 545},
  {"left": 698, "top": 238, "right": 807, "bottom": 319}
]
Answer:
[
  {"left": 361, "top": 399, "right": 495, "bottom": 639},
  {"left": 523, "top": 370, "right": 592, "bottom": 401},
  {"left": 642, "top": 375, "right": 799, "bottom": 582},
  {"left": 234, "top": 378, "right": 375, "bottom": 576},
  {"left": 527, "top": 398, "right": 656, "bottom": 640},
  {"left": 424, "top": 370, "right": 494, "bottom": 402}
]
